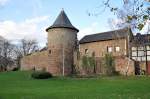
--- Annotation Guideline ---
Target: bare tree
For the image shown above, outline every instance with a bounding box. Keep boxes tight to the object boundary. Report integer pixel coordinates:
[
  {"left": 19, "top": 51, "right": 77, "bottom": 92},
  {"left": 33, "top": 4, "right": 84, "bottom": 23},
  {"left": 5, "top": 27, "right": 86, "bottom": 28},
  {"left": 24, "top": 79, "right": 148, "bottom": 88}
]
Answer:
[
  {"left": 3, "top": 41, "right": 15, "bottom": 58},
  {"left": 0, "top": 38, "right": 39, "bottom": 71},
  {"left": 21, "top": 39, "right": 39, "bottom": 56},
  {"left": 14, "top": 38, "right": 39, "bottom": 69},
  {"left": 0, "top": 40, "right": 15, "bottom": 71}
]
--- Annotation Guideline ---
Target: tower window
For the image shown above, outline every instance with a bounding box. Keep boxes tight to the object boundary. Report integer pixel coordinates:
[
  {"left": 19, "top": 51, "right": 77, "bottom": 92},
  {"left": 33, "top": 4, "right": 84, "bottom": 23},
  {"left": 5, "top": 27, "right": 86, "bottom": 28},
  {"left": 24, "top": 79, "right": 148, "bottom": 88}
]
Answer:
[{"left": 49, "top": 50, "right": 51, "bottom": 54}]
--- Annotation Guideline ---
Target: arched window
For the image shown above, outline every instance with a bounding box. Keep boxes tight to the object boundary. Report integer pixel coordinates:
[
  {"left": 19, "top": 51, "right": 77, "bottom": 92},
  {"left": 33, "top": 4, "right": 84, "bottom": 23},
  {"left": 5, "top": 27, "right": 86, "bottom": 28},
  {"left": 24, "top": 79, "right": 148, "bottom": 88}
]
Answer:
[{"left": 85, "top": 49, "right": 88, "bottom": 54}]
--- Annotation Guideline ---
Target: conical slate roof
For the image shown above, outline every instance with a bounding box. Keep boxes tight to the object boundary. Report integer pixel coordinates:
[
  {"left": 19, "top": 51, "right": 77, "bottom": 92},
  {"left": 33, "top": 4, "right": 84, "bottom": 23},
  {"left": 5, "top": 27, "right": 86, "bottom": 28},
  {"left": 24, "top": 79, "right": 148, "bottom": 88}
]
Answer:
[{"left": 46, "top": 10, "right": 79, "bottom": 32}]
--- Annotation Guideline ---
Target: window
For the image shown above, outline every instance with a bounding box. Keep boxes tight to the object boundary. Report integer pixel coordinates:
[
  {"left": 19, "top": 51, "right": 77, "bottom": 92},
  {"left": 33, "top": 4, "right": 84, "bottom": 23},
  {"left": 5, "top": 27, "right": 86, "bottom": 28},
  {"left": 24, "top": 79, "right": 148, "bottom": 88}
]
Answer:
[
  {"left": 115, "top": 46, "right": 120, "bottom": 52},
  {"left": 85, "top": 49, "right": 88, "bottom": 54},
  {"left": 137, "top": 57, "right": 142, "bottom": 61},
  {"left": 141, "top": 57, "right": 146, "bottom": 61},
  {"left": 107, "top": 47, "right": 112, "bottom": 53},
  {"left": 138, "top": 51, "right": 144, "bottom": 56},
  {"left": 147, "top": 46, "right": 150, "bottom": 50},
  {"left": 49, "top": 50, "right": 51, "bottom": 54},
  {"left": 138, "top": 47, "right": 144, "bottom": 50},
  {"left": 147, "top": 51, "right": 150, "bottom": 55},
  {"left": 132, "top": 51, "right": 137, "bottom": 57},
  {"left": 132, "top": 47, "right": 137, "bottom": 51},
  {"left": 147, "top": 56, "right": 150, "bottom": 61},
  {"left": 132, "top": 57, "right": 136, "bottom": 60}
]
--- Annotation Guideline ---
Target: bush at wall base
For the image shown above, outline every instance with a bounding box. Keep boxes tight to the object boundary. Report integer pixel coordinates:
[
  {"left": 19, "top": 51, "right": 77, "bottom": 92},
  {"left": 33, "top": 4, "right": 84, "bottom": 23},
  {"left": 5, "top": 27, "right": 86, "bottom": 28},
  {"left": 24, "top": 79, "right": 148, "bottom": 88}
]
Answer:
[{"left": 31, "top": 71, "right": 53, "bottom": 79}]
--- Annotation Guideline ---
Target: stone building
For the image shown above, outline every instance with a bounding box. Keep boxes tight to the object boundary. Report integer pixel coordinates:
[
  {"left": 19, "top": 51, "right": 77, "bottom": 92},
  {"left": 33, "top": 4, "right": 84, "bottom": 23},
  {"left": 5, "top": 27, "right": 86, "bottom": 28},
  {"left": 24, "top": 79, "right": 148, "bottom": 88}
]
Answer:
[
  {"left": 21, "top": 10, "right": 79, "bottom": 76},
  {"left": 79, "top": 28, "right": 150, "bottom": 75},
  {"left": 79, "top": 28, "right": 135, "bottom": 75},
  {"left": 21, "top": 10, "right": 150, "bottom": 76}
]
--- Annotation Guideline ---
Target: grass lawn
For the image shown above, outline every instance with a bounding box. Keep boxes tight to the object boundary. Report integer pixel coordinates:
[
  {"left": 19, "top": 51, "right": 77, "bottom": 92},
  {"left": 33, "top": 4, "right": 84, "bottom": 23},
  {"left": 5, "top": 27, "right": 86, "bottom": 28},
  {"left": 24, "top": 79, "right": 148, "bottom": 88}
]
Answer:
[{"left": 0, "top": 71, "right": 150, "bottom": 99}]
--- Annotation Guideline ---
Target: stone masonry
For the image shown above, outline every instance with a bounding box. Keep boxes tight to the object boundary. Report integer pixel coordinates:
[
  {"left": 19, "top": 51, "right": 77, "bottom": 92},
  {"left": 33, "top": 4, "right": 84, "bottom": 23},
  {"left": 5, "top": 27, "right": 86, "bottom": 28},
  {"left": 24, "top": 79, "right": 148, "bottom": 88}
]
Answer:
[
  {"left": 79, "top": 29, "right": 135, "bottom": 75},
  {"left": 21, "top": 50, "right": 48, "bottom": 71},
  {"left": 21, "top": 10, "right": 135, "bottom": 76},
  {"left": 21, "top": 10, "right": 79, "bottom": 76}
]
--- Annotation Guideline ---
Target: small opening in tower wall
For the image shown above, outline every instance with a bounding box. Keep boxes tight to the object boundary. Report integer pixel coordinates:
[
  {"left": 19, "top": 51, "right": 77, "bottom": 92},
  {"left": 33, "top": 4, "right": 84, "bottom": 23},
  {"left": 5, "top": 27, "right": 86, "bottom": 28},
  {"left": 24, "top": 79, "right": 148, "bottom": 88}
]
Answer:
[{"left": 49, "top": 50, "right": 51, "bottom": 54}]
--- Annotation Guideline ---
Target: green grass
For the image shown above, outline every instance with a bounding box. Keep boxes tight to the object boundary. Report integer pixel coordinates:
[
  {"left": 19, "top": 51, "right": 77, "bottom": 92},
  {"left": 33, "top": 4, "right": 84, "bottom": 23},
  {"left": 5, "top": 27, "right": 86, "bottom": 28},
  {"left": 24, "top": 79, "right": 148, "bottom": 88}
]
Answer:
[{"left": 0, "top": 71, "right": 150, "bottom": 99}]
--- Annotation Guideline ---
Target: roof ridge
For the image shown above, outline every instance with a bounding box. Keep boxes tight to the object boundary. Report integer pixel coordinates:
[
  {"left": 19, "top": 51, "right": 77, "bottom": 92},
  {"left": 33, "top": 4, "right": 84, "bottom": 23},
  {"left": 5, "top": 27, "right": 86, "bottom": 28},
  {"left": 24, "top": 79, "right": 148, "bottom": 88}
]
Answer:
[
  {"left": 84, "top": 28, "right": 128, "bottom": 37},
  {"left": 79, "top": 28, "right": 130, "bottom": 44}
]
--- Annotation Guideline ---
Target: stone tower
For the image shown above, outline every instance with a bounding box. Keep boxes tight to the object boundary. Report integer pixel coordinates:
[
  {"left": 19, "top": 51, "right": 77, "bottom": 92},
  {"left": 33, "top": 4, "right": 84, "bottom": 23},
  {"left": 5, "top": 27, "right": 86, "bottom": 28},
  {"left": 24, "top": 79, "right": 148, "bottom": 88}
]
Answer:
[{"left": 46, "top": 10, "right": 79, "bottom": 76}]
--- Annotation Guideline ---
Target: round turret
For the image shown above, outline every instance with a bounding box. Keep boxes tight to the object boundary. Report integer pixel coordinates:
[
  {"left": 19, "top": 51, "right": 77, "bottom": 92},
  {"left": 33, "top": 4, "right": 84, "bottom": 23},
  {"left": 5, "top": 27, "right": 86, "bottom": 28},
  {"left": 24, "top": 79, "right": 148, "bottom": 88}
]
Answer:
[{"left": 46, "top": 10, "right": 79, "bottom": 75}]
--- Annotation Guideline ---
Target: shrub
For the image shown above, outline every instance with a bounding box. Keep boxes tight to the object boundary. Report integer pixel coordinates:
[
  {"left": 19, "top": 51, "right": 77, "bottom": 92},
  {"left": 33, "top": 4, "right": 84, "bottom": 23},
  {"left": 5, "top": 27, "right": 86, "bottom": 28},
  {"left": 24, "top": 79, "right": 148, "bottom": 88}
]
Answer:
[
  {"left": 103, "top": 53, "right": 116, "bottom": 76},
  {"left": 82, "top": 55, "right": 89, "bottom": 68},
  {"left": 82, "top": 55, "right": 96, "bottom": 74},
  {"left": 31, "top": 71, "right": 52, "bottom": 79},
  {"left": 113, "top": 71, "right": 120, "bottom": 76},
  {"left": 12, "top": 67, "right": 19, "bottom": 71}
]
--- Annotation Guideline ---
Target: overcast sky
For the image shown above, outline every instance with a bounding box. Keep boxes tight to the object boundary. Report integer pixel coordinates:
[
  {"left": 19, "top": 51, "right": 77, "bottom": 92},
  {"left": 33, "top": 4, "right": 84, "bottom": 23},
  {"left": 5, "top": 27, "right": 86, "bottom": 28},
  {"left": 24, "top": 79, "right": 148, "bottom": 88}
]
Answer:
[{"left": 0, "top": 0, "right": 149, "bottom": 47}]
